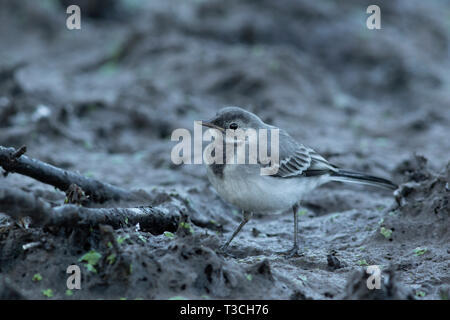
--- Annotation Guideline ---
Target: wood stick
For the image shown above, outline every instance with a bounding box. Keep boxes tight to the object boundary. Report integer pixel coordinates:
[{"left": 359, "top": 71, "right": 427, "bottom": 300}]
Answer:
[
  {"left": 0, "top": 187, "right": 179, "bottom": 234},
  {"left": 0, "top": 145, "right": 136, "bottom": 203}
]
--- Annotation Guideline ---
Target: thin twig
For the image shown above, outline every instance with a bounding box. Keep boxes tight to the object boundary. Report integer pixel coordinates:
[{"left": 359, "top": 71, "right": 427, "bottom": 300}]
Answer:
[
  {"left": 0, "top": 187, "right": 179, "bottom": 234},
  {"left": 0, "top": 145, "right": 136, "bottom": 203}
]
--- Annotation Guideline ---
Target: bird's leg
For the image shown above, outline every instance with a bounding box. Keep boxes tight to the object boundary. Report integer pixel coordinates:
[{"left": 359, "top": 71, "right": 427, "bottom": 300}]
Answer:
[
  {"left": 282, "top": 203, "right": 302, "bottom": 257},
  {"left": 220, "top": 211, "right": 253, "bottom": 252}
]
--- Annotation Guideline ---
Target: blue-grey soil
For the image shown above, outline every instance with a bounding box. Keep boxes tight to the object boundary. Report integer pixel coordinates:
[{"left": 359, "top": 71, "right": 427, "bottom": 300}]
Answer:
[{"left": 0, "top": 0, "right": 449, "bottom": 299}]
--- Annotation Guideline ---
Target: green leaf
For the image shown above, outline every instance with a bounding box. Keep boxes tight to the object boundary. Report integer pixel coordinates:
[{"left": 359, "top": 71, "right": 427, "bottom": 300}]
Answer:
[
  {"left": 79, "top": 250, "right": 102, "bottom": 266},
  {"left": 116, "top": 235, "right": 130, "bottom": 245},
  {"left": 32, "top": 273, "right": 43, "bottom": 282},
  {"left": 65, "top": 289, "right": 73, "bottom": 296},
  {"left": 179, "top": 222, "right": 194, "bottom": 234},
  {"left": 107, "top": 254, "right": 116, "bottom": 265},
  {"left": 42, "top": 289, "right": 54, "bottom": 298},
  {"left": 416, "top": 290, "right": 426, "bottom": 297},
  {"left": 85, "top": 264, "right": 97, "bottom": 273},
  {"left": 357, "top": 259, "right": 368, "bottom": 266},
  {"left": 413, "top": 247, "right": 428, "bottom": 256},
  {"left": 164, "top": 231, "right": 175, "bottom": 239},
  {"left": 380, "top": 227, "right": 392, "bottom": 239},
  {"left": 297, "top": 209, "right": 308, "bottom": 217},
  {"left": 246, "top": 274, "right": 253, "bottom": 281}
]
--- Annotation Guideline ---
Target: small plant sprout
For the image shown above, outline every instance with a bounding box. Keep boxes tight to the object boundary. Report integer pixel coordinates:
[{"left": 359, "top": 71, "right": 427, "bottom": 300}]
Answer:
[
  {"left": 416, "top": 290, "right": 426, "bottom": 298},
  {"left": 42, "top": 289, "right": 54, "bottom": 298},
  {"left": 106, "top": 253, "right": 116, "bottom": 265},
  {"left": 116, "top": 235, "right": 130, "bottom": 245},
  {"left": 79, "top": 250, "right": 102, "bottom": 273},
  {"left": 164, "top": 231, "right": 175, "bottom": 239},
  {"left": 357, "top": 259, "right": 368, "bottom": 266},
  {"left": 414, "top": 247, "right": 428, "bottom": 256},
  {"left": 32, "top": 273, "right": 43, "bottom": 282},
  {"left": 297, "top": 209, "right": 308, "bottom": 217},
  {"left": 66, "top": 289, "right": 73, "bottom": 296},
  {"left": 380, "top": 227, "right": 392, "bottom": 239},
  {"left": 179, "top": 222, "right": 194, "bottom": 234}
]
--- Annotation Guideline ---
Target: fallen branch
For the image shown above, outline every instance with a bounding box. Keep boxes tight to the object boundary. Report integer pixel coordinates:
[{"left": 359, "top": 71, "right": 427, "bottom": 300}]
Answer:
[
  {"left": 0, "top": 187, "right": 179, "bottom": 234},
  {"left": 0, "top": 145, "right": 136, "bottom": 203}
]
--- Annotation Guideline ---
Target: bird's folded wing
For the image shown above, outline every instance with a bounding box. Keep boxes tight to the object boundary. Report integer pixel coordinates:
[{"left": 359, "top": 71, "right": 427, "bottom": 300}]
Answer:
[{"left": 273, "top": 131, "right": 338, "bottom": 178}]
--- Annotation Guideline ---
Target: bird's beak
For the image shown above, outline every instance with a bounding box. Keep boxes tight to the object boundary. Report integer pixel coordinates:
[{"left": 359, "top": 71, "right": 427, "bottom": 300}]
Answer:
[{"left": 200, "top": 121, "right": 225, "bottom": 133}]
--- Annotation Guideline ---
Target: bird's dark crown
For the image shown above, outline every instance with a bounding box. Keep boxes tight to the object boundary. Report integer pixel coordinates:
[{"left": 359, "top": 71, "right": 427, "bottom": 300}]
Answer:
[{"left": 208, "top": 106, "right": 264, "bottom": 129}]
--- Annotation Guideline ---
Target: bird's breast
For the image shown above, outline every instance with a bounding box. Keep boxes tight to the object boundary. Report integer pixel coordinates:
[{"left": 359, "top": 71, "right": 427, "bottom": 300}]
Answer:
[{"left": 206, "top": 164, "right": 329, "bottom": 213}]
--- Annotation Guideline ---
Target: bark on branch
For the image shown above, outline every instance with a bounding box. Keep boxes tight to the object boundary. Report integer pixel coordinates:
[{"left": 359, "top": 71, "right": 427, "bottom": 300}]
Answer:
[
  {"left": 0, "top": 187, "right": 179, "bottom": 234},
  {"left": 0, "top": 145, "right": 136, "bottom": 203}
]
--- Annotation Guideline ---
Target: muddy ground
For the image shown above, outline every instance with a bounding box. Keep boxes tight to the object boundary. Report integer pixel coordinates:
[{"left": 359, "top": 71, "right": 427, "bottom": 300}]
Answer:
[{"left": 0, "top": 0, "right": 449, "bottom": 300}]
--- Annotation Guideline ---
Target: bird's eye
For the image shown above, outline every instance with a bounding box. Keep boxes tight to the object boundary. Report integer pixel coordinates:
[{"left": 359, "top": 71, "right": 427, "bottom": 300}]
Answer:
[{"left": 229, "top": 122, "right": 238, "bottom": 130}]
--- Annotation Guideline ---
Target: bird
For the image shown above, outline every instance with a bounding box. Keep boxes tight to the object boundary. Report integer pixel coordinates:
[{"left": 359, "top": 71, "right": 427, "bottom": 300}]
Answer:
[{"left": 201, "top": 106, "right": 398, "bottom": 256}]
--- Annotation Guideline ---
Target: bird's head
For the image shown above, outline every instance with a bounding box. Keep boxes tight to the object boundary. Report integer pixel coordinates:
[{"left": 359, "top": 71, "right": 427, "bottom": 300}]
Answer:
[{"left": 201, "top": 106, "right": 266, "bottom": 132}]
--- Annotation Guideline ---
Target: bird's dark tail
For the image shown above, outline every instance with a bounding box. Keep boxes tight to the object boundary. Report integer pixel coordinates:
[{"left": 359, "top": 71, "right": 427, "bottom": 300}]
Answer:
[{"left": 330, "top": 169, "right": 398, "bottom": 190}]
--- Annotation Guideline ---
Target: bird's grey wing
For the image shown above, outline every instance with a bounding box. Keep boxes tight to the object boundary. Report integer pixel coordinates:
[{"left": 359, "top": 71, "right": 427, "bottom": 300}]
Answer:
[{"left": 273, "top": 130, "right": 338, "bottom": 178}]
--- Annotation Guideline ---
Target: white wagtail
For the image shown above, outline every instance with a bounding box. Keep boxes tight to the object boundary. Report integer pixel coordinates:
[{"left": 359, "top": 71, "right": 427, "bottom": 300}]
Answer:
[{"left": 201, "top": 106, "right": 397, "bottom": 256}]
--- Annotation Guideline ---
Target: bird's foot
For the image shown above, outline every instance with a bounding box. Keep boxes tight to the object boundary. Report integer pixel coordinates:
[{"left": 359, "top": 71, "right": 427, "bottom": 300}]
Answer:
[
  {"left": 217, "top": 244, "right": 233, "bottom": 257},
  {"left": 278, "top": 245, "right": 303, "bottom": 258}
]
